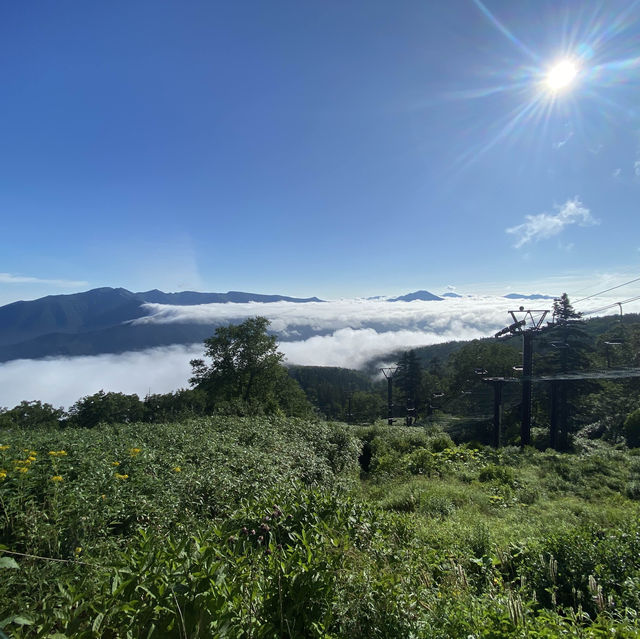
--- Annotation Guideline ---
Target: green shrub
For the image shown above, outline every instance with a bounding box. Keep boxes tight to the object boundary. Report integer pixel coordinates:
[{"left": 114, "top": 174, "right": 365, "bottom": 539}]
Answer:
[
  {"left": 626, "top": 480, "right": 640, "bottom": 501},
  {"left": 624, "top": 408, "right": 640, "bottom": 448},
  {"left": 478, "top": 463, "right": 515, "bottom": 486},
  {"left": 429, "top": 433, "right": 454, "bottom": 453}
]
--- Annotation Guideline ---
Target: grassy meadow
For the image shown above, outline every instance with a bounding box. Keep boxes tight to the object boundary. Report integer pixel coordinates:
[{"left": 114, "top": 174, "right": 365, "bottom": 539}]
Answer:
[{"left": 1, "top": 417, "right": 640, "bottom": 637}]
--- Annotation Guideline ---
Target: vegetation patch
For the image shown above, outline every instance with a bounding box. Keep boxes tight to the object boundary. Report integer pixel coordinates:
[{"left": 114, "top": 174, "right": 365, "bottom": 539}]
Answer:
[{"left": 3, "top": 419, "right": 640, "bottom": 637}]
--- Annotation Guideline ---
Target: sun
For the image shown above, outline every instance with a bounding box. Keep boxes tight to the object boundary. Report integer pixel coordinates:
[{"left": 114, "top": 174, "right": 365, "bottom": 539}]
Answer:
[{"left": 546, "top": 59, "right": 579, "bottom": 92}]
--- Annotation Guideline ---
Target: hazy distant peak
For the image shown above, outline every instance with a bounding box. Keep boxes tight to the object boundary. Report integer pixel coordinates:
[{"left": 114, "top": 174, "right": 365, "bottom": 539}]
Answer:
[
  {"left": 388, "top": 290, "right": 443, "bottom": 302},
  {"left": 503, "top": 293, "right": 554, "bottom": 300}
]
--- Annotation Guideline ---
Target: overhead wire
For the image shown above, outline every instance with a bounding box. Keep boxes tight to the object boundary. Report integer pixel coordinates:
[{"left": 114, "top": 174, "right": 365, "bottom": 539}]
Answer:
[
  {"left": 571, "top": 275, "right": 640, "bottom": 305},
  {"left": 580, "top": 294, "right": 640, "bottom": 316},
  {"left": 565, "top": 265, "right": 640, "bottom": 300}
]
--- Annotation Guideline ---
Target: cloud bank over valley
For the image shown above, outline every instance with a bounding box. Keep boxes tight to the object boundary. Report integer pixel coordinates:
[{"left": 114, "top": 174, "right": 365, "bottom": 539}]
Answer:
[
  {"left": 2, "top": 294, "right": 634, "bottom": 409},
  {"left": 132, "top": 297, "right": 509, "bottom": 340}
]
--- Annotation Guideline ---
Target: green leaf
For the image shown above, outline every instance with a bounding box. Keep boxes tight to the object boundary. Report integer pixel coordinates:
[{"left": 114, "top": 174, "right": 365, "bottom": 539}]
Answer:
[
  {"left": 0, "top": 614, "right": 34, "bottom": 628},
  {"left": 92, "top": 612, "right": 104, "bottom": 633},
  {"left": 0, "top": 557, "right": 19, "bottom": 570}
]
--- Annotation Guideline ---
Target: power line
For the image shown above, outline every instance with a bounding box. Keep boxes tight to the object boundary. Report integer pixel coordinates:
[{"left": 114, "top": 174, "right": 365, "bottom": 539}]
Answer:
[
  {"left": 572, "top": 275, "right": 640, "bottom": 305},
  {"left": 565, "top": 265, "right": 640, "bottom": 302},
  {"left": 581, "top": 294, "right": 640, "bottom": 317}
]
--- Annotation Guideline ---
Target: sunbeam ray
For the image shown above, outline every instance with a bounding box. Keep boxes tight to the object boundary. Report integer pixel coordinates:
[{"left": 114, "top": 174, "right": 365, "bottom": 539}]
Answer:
[{"left": 471, "top": 0, "right": 541, "bottom": 62}]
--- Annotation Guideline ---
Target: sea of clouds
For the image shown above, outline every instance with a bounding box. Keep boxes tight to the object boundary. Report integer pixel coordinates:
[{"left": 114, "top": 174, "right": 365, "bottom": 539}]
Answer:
[{"left": 0, "top": 295, "right": 630, "bottom": 410}]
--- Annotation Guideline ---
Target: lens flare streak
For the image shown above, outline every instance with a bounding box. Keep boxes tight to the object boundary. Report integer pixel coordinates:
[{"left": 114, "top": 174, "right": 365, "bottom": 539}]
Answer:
[{"left": 445, "top": 0, "right": 640, "bottom": 175}]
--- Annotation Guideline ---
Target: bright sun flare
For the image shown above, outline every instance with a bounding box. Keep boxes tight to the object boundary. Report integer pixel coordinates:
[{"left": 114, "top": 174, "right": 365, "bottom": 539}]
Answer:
[{"left": 546, "top": 60, "right": 579, "bottom": 92}]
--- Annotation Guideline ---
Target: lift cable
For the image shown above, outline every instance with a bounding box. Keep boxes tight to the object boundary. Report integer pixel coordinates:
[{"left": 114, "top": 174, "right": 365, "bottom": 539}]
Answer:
[
  {"left": 580, "top": 294, "right": 640, "bottom": 317},
  {"left": 571, "top": 275, "right": 640, "bottom": 305}
]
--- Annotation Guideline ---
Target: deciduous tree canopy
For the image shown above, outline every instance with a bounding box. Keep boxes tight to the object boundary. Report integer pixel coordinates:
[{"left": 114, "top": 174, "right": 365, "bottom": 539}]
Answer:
[{"left": 190, "top": 317, "right": 311, "bottom": 416}]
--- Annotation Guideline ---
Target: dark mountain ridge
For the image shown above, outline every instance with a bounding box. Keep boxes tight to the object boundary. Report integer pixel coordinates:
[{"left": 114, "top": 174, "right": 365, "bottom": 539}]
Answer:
[
  {"left": 0, "top": 287, "right": 324, "bottom": 361},
  {"left": 0, "top": 288, "right": 145, "bottom": 346},
  {"left": 388, "top": 290, "right": 443, "bottom": 302}
]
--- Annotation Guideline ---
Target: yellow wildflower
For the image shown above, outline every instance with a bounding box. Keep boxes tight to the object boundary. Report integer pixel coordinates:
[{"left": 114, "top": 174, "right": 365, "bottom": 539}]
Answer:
[
  {"left": 0, "top": 470, "right": 7, "bottom": 480},
  {"left": 48, "top": 450, "right": 67, "bottom": 457},
  {"left": 115, "top": 473, "right": 129, "bottom": 480},
  {"left": 18, "top": 467, "right": 28, "bottom": 474},
  {"left": 75, "top": 547, "right": 82, "bottom": 554},
  {"left": 173, "top": 466, "right": 182, "bottom": 473},
  {"left": 129, "top": 448, "right": 142, "bottom": 456},
  {"left": 28, "top": 456, "right": 36, "bottom": 462},
  {"left": 51, "top": 475, "right": 64, "bottom": 482},
  {"left": 111, "top": 461, "right": 120, "bottom": 466},
  {"left": 0, "top": 445, "right": 9, "bottom": 451}
]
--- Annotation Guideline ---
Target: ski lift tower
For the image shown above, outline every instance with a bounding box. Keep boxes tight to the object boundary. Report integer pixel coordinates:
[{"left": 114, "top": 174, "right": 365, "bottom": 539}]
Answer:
[
  {"left": 495, "top": 307, "right": 548, "bottom": 447},
  {"left": 380, "top": 367, "right": 398, "bottom": 425}
]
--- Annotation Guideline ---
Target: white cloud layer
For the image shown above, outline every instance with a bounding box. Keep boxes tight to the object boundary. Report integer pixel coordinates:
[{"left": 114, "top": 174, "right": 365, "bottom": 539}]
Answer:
[
  {"left": 1, "top": 296, "right": 515, "bottom": 408},
  {"left": 280, "top": 326, "right": 488, "bottom": 369},
  {"left": 132, "top": 296, "right": 509, "bottom": 338},
  {"left": 3, "top": 294, "right": 638, "bottom": 410},
  {"left": 0, "top": 345, "right": 202, "bottom": 410},
  {"left": 506, "top": 198, "right": 598, "bottom": 248}
]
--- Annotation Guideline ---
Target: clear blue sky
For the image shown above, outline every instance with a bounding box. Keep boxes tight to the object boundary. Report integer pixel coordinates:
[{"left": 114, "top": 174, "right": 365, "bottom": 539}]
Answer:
[{"left": 2, "top": 0, "right": 639, "bottom": 304}]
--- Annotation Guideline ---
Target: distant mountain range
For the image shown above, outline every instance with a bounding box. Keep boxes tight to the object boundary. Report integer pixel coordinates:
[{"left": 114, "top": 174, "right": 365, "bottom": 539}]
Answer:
[
  {"left": 503, "top": 293, "right": 555, "bottom": 300},
  {"left": 388, "top": 290, "right": 443, "bottom": 302},
  {"left": 0, "top": 287, "right": 550, "bottom": 362},
  {"left": 0, "top": 287, "right": 323, "bottom": 362}
]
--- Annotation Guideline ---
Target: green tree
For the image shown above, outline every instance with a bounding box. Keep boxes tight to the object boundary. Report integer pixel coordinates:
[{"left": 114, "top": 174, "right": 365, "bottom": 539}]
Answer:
[
  {"left": 448, "top": 339, "right": 519, "bottom": 393},
  {"left": 553, "top": 292, "right": 581, "bottom": 322},
  {"left": 143, "top": 388, "right": 208, "bottom": 422},
  {"left": 547, "top": 293, "right": 592, "bottom": 373},
  {"left": 538, "top": 293, "right": 597, "bottom": 448},
  {"left": 351, "top": 390, "right": 385, "bottom": 423},
  {"left": 68, "top": 391, "right": 144, "bottom": 428},
  {"left": 190, "top": 317, "right": 284, "bottom": 404},
  {"left": 623, "top": 408, "right": 640, "bottom": 447},
  {"left": 190, "top": 317, "right": 311, "bottom": 416},
  {"left": 287, "top": 366, "right": 374, "bottom": 419},
  {"left": 272, "top": 368, "right": 315, "bottom": 418},
  {"left": 0, "top": 400, "right": 65, "bottom": 429}
]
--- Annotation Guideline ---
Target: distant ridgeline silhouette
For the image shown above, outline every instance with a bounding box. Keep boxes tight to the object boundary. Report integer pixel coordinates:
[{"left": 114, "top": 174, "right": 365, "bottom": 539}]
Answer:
[
  {"left": 503, "top": 293, "right": 555, "bottom": 300},
  {"left": 388, "top": 290, "right": 443, "bottom": 302},
  {"left": 0, "top": 287, "right": 323, "bottom": 362}
]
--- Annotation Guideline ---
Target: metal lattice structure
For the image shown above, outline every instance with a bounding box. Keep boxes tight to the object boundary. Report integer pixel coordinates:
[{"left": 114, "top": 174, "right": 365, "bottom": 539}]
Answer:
[{"left": 480, "top": 367, "right": 640, "bottom": 448}]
